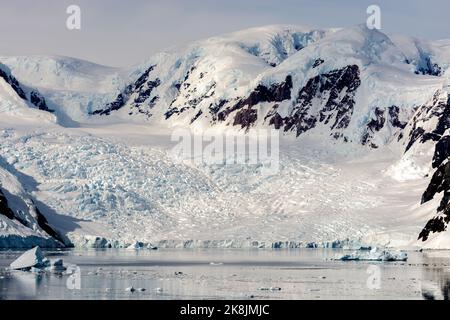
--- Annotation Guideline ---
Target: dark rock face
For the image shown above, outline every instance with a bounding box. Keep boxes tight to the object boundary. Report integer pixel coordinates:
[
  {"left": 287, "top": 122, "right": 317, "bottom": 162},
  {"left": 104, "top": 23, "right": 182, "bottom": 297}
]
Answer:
[
  {"left": 422, "top": 161, "right": 450, "bottom": 204},
  {"left": 29, "top": 91, "right": 52, "bottom": 112},
  {"left": 209, "top": 100, "right": 229, "bottom": 121},
  {"left": 388, "top": 106, "right": 407, "bottom": 129},
  {"left": 1, "top": 63, "right": 52, "bottom": 112},
  {"left": 1, "top": 186, "right": 66, "bottom": 246},
  {"left": 405, "top": 127, "right": 426, "bottom": 152},
  {"left": 414, "top": 92, "right": 450, "bottom": 241},
  {"left": 165, "top": 67, "right": 218, "bottom": 122},
  {"left": 405, "top": 92, "right": 450, "bottom": 152},
  {"left": 34, "top": 205, "right": 66, "bottom": 245},
  {"left": 0, "top": 188, "right": 15, "bottom": 220},
  {"left": 415, "top": 54, "right": 442, "bottom": 77},
  {"left": 216, "top": 75, "right": 293, "bottom": 125},
  {"left": 0, "top": 64, "right": 26, "bottom": 100},
  {"left": 362, "top": 107, "right": 386, "bottom": 146},
  {"left": 92, "top": 65, "right": 159, "bottom": 116},
  {"left": 419, "top": 161, "right": 450, "bottom": 241},
  {"left": 433, "top": 136, "right": 450, "bottom": 169},
  {"left": 233, "top": 108, "right": 258, "bottom": 130},
  {"left": 270, "top": 65, "right": 361, "bottom": 138},
  {"left": 312, "top": 58, "right": 324, "bottom": 68},
  {"left": 0, "top": 187, "right": 31, "bottom": 226}
]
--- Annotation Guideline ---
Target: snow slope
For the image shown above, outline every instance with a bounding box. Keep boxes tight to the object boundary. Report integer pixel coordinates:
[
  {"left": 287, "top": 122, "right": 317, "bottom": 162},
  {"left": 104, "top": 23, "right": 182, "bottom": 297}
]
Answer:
[
  {"left": 1, "top": 24, "right": 450, "bottom": 248},
  {"left": 90, "top": 25, "right": 445, "bottom": 148},
  {"left": 0, "top": 55, "right": 125, "bottom": 125}
]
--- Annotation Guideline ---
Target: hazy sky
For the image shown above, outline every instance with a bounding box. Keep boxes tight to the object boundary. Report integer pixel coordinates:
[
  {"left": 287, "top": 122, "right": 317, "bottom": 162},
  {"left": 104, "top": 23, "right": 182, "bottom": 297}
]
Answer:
[{"left": 1, "top": 0, "right": 449, "bottom": 67}]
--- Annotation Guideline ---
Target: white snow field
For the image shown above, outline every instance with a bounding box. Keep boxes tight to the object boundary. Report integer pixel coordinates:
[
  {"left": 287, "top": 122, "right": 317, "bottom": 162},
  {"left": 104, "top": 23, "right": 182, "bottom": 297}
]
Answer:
[{"left": 1, "top": 24, "right": 450, "bottom": 249}]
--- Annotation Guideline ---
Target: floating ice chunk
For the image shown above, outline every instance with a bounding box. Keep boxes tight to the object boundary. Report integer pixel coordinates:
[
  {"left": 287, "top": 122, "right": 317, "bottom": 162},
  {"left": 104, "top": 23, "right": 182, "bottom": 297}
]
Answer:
[
  {"left": 125, "top": 286, "right": 136, "bottom": 293},
  {"left": 258, "top": 287, "right": 282, "bottom": 291},
  {"left": 48, "top": 259, "right": 66, "bottom": 272},
  {"left": 270, "top": 287, "right": 282, "bottom": 291},
  {"left": 337, "top": 247, "right": 408, "bottom": 262},
  {"left": 10, "top": 247, "right": 48, "bottom": 270},
  {"left": 127, "top": 241, "right": 144, "bottom": 250},
  {"left": 209, "top": 262, "right": 224, "bottom": 266}
]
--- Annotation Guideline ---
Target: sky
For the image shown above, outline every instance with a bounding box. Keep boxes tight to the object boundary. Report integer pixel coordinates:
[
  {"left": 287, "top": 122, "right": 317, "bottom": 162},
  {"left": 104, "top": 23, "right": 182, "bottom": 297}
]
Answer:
[{"left": 0, "top": 0, "right": 449, "bottom": 67}]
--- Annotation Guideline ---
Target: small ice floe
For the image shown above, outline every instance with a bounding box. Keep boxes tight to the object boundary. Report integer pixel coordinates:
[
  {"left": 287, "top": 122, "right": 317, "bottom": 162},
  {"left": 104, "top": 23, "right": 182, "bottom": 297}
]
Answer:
[
  {"left": 127, "top": 241, "right": 145, "bottom": 250},
  {"left": 258, "top": 287, "right": 282, "bottom": 291},
  {"left": 336, "top": 247, "right": 408, "bottom": 262},
  {"left": 125, "top": 286, "right": 136, "bottom": 293},
  {"left": 209, "top": 262, "right": 224, "bottom": 266},
  {"left": 49, "top": 259, "right": 67, "bottom": 272},
  {"left": 10, "top": 247, "right": 49, "bottom": 271}
]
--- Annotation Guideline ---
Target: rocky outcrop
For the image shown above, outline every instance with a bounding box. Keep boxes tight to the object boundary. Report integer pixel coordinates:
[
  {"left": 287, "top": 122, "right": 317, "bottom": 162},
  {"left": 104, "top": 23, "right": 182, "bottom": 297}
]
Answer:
[
  {"left": 217, "top": 75, "right": 293, "bottom": 125},
  {"left": 415, "top": 53, "right": 442, "bottom": 76},
  {"left": 233, "top": 108, "right": 258, "bottom": 130},
  {"left": 0, "top": 62, "right": 51, "bottom": 111},
  {"left": 312, "top": 58, "right": 324, "bottom": 68},
  {"left": 29, "top": 91, "right": 51, "bottom": 112},
  {"left": 1, "top": 184, "right": 65, "bottom": 247},
  {"left": 432, "top": 136, "right": 450, "bottom": 169},
  {"left": 413, "top": 92, "right": 450, "bottom": 241},
  {"left": 419, "top": 160, "right": 450, "bottom": 241},
  {"left": 0, "top": 65, "right": 27, "bottom": 99},
  {"left": 166, "top": 76, "right": 217, "bottom": 121},
  {"left": 92, "top": 65, "right": 159, "bottom": 116},
  {"left": 0, "top": 188, "right": 15, "bottom": 220},
  {"left": 361, "top": 107, "right": 386, "bottom": 146},
  {"left": 388, "top": 106, "right": 407, "bottom": 129},
  {"left": 266, "top": 65, "right": 361, "bottom": 139},
  {"left": 405, "top": 91, "right": 450, "bottom": 152}
]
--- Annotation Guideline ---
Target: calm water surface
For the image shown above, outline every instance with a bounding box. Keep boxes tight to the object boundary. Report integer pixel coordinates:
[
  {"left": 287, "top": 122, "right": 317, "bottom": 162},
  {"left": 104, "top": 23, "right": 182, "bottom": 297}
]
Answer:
[{"left": 0, "top": 248, "right": 449, "bottom": 300}]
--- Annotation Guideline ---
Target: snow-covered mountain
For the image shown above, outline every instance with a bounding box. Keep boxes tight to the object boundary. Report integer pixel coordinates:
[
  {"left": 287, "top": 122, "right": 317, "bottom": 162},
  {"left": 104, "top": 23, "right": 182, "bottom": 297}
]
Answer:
[
  {"left": 2, "top": 24, "right": 450, "bottom": 248},
  {"left": 90, "top": 25, "right": 446, "bottom": 147},
  {"left": 1, "top": 62, "right": 53, "bottom": 114},
  {"left": 0, "top": 55, "right": 124, "bottom": 126}
]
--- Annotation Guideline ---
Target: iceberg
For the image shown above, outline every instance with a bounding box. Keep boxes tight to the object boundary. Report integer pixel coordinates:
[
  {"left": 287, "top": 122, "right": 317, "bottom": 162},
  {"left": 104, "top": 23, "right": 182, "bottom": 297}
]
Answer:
[
  {"left": 9, "top": 246, "right": 67, "bottom": 272},
  {"left": 48, "top": 258, "right": 67, "bottom": 272},
  {"left": 337, "top": 247, "right": 408, "bottom": 262},
  {"left": 126, "top": 241, "right": 145, "bottom": 250},
  {"left": 10, "top": 246, "right": 49, "bottom": 270}
]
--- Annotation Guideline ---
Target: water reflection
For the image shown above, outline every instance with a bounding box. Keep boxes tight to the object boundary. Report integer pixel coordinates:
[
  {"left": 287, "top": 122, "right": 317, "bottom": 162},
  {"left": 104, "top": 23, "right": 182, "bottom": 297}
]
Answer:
[
  {"left": 421, "top": 251, "right": 450, "bottom": 300},
  {"left": 0, "top": 249, "right": 449, "bottom": 300}
]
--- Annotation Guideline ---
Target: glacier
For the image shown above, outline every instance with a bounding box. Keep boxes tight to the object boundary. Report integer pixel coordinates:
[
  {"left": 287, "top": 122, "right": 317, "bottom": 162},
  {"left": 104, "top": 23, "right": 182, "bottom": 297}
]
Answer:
[{"left": 1, "top": 24, "right": 450, "bottom": 249}]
